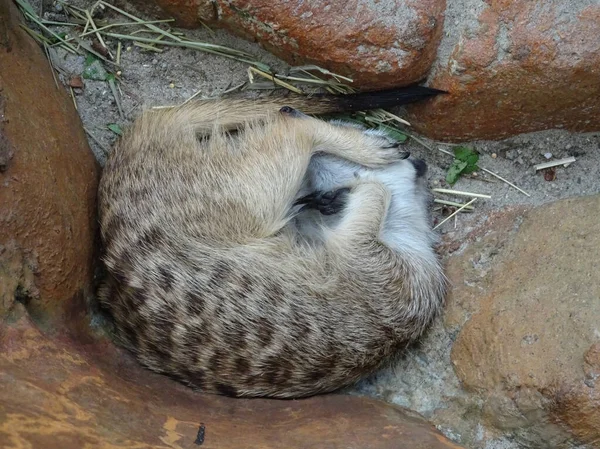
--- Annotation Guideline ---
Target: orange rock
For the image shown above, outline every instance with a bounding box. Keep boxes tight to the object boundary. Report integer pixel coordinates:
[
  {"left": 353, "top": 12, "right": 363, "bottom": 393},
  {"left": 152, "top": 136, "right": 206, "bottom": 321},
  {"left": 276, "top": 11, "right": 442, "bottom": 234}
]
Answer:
[
  {"left": 68, "top": 75, "right": 84, "bottom": 89},
  {"left": 449, "top": 195, "right": 600, "bottom": 446},
  {"left": 0, "top": 312, "right": 465, "bottom": 449},
  {"left": 146, "top": 0, "right": 446, "bottom": 89},
  {"left": 0, "top": 0, "right": 99, "bottom": 322},
  {"left": 407, "top": 1, "right": 600, "bottom": 141}
]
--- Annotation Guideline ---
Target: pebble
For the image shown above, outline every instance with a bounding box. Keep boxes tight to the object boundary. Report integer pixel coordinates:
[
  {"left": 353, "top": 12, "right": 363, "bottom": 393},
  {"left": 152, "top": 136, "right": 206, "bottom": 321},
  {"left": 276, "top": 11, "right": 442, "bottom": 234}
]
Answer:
[
  {"left": 491, "top": 153, "right": 497, "bottom": 159},
  {"left": 544, "top": 152, "right": 553, "bottom": 159},
  {"left": 152, "top": 59, "right": 158, "bottom": 64}
]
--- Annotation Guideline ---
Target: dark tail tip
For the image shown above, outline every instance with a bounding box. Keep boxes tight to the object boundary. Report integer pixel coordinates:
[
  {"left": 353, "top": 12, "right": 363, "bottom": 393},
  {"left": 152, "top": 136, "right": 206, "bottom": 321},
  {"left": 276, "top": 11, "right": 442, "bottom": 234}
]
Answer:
[{"left": 331, "top": 85, "right": 447, "bottom": 112}]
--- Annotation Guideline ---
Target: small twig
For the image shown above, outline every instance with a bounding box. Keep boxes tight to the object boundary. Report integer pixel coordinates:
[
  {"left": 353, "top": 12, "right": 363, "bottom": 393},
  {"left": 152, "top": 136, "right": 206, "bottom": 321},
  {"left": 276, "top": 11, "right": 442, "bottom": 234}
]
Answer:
[
  {"left": 116, "top": 41, "right": 122, "bottom": 64},
  {"left": 20, "top": 24, "right": 52, "bottom": 44},
  {"left": 83, "top": 127, "right": 110, "bottom": 155},
  {"left": 274, "top": 74, "right": 349, "bottom": 88},
  {"left": 133, "top": 42, "right": 164, "bottom": 52},
  {"left": 248, "top": 67, "right": 303, "bottom": 94},
  {"left": 434, "top": 198, "right": 477, "bottom": 230},
  {"left": 85, "top": 8, "right": 113, "bottom": 59},
  {"left": 198, "top": 19, "right": 215, "bottom": 36},
  {"left": 479, "top": 167, "right": 530, "bottom": 197},
  {"left": 107, "top": 77, "right": 124, "bottom": 119},
  {"left": 289, "top": 65, "right": 354, "bottom": 83},
  {"left": 58, "top": 1, "right": 88, "bottom": 14},
  {"left": 221, "top": 81, "right": 246, "bottom": 95},
  {"left": 434, "top": 199, "right": 474, "bottom": 211},
  {"left": 153, "top": 80, "right": 247, "bottom": 111},
  {"left": 432, "top": 188, "right": 491, "bottom": 199},
  {"left": 43, "top": 43, "right": 60, "bottom": 88},
  {"left": 39, "top": 20, "right": 80, "bottom": 26},
  {"left": 69, "top": 86, "right": 78, "bottom": 110},
  {"left": 534, "top": 157, "right": 576, "bottom": 172},
  {"left": 300, "top": 69, "right": 355, "bottom": 93},
  {"left": 181, "top": 88, "right": 203, "bottom": 105},
  {"left": 377, "top": 109, "right": 411, "bottom": 127}
]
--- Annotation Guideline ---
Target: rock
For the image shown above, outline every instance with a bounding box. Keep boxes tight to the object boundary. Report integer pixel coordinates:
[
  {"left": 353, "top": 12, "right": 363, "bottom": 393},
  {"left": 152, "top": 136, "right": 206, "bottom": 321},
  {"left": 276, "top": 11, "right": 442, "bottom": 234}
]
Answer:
[
  {"left": 0, "top": 311, "right": 465, "bottom": 449},
  {"left": 145, "top": 0, "right": 446, "bottom": 89},
  {"left": 0, "top": 0, "right": 99, "bottom": 322},
  {"left": 354, "top": 196, "right": 600, "bottom": 448},
  {"left": 451, "top": 195, "right": 600, "bottom": 447},
  {"left": 68, "top": 75, "right": 84, "bottom": 89},
  {"left": 407, "top": 1, "right": 600, "bottom": 141}
]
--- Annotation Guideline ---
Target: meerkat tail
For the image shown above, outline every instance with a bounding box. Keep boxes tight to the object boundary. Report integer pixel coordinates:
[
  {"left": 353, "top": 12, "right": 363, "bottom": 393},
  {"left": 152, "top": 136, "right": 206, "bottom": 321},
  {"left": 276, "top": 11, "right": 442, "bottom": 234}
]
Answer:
[
  {"left": 220, "top": 84, "right": 447, "bottom": 116},
  {"left": 299, "top": 85, "right": 447, "bottom": 115}
]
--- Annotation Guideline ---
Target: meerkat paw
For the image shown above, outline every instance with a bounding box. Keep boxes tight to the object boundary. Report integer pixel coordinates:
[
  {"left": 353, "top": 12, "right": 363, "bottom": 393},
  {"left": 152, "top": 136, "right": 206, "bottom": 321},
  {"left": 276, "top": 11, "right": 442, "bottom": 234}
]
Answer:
[
  {"left": 360, "top": 128, "right": 410, "bottom": 165},
  {"left": 294, "top": 187, "right": 351, "bottom": 216}
]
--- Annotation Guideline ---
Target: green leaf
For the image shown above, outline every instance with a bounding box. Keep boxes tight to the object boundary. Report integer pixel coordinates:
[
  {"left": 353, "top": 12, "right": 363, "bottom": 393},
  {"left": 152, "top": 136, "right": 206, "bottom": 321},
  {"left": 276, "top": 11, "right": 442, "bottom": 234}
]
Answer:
[
  {"left": 84, "top": 53, "right": 98, "bottom": 67},
  {"left": 461, "top": 164, "right": 480, "bottom": 175},
  {"left": 82, "top": 58, "right": 108, "bottom": 80},
  {"left": 447, "top": 146, "right": 480, "bottom": 183},
  {"left": 377, "top": 124, "right": 408, "bottom": 143},
  {"left": 454, "top": 146, "right": 479, "bottom": 166},
  {"left": 446, "top": 160, "right": 468, "bottom": 185},
  {"left": 107, "top": 124, "right": 123, "bottom": 135},
  {"left": 49, "top": 31, "right": 68, "bottom": 44}
]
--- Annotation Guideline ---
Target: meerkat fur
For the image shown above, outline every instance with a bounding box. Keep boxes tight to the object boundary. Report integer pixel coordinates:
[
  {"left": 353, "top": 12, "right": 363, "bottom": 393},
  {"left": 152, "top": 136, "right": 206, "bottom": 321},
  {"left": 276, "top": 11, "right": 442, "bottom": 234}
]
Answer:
[{"left": 98, "top": 86, "right": 448, "bottom": 398}]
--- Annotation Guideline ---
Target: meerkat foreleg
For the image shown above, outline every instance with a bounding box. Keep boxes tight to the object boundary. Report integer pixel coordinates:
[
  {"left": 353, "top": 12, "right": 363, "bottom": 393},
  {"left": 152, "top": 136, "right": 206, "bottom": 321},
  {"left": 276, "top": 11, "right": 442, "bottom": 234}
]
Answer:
[{"left": 279, "top": 107, "right": 410, "bottom": 168}]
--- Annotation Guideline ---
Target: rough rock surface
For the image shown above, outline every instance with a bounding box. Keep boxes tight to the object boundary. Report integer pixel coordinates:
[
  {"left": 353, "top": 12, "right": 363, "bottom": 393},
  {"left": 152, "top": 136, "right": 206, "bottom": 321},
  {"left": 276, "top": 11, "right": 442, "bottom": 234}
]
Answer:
[
  {"left": 143, "top": 0, "right": 446, "bottom": 89},
  {"left": 0, "top": 0, "right": 99, "bottom": 323},
  {"left": 407, "top": 0, "right": 600, "bottom": 141},
  {"left": 451, "top": 194, "right": 600, "bottom": 448},
  {"left": 355, "top": 195, "right": 600, "bottom": 448},
  {"left": 0, "top": 309, "right": 466, "bottom": 449}
]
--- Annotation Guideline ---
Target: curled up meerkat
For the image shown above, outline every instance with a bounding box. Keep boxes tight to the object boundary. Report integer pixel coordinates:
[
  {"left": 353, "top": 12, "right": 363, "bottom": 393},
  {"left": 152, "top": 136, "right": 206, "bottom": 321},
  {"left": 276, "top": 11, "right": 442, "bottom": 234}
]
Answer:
[{"left": 98, "top": 86, "right": 449, "bottom": 398}]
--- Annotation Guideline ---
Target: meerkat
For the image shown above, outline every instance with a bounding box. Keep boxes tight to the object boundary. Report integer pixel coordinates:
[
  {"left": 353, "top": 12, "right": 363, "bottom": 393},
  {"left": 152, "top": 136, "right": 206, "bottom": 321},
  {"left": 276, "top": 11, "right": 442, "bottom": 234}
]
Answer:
[{"left": 97, "top": 86, "right": 448, "bottom": 398}]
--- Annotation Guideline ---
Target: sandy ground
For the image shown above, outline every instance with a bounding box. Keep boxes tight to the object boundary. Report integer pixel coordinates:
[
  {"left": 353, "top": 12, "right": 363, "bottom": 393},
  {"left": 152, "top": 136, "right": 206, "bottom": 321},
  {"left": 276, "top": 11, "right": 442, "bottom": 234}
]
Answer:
[{"left": 35, "top": 0, "right": 600, "bottom": 242}]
